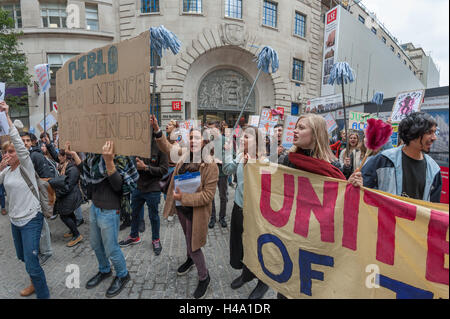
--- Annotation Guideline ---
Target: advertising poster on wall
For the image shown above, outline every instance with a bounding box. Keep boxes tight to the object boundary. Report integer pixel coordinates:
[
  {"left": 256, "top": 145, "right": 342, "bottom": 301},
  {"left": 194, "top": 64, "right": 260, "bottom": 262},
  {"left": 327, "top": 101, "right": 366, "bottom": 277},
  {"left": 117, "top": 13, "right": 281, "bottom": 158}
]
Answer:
[{"left": 321, "top": 6, "right": 341, "bottom": 96}]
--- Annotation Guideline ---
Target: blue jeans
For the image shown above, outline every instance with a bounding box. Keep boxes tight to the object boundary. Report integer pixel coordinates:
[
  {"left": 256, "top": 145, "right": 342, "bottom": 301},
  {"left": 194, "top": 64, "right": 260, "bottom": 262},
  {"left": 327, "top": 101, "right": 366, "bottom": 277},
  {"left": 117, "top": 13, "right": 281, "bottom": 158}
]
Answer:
[
  {"left": 89, "top": 205, "right": 128, "bottom": 278},
  {"left": 131, "top": 189, "right": 161, "bottom": 240},
  {"left": 11, "top": 212, "right": 50, "bottom": 299},
  {"left": 0, "top": 184, "right": 5, "bottom": 209}
]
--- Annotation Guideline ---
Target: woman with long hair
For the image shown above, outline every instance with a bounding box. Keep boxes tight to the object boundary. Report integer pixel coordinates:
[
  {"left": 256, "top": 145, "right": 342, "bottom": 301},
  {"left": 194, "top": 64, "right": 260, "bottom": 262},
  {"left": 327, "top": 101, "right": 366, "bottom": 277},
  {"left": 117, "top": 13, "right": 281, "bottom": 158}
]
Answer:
[
  {"left": 150, "top": 115, "right": 218, "bottom": 299},
  {"left": 278, "top": 113, "right": 362, "bottom": 298},
  {"left": 339, "top": 131, "right": 362, "bottom": 179},
  {"left": 223, "top": 126, "right": 270, "bottom": 299}
]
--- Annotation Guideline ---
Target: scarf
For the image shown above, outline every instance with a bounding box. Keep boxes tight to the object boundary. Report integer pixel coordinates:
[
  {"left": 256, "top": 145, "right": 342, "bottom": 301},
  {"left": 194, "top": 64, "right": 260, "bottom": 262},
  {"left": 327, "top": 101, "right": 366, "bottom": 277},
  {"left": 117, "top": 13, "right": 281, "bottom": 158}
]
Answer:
[{"left": 288, "top": 151, "right": 346, "bottom": 180}]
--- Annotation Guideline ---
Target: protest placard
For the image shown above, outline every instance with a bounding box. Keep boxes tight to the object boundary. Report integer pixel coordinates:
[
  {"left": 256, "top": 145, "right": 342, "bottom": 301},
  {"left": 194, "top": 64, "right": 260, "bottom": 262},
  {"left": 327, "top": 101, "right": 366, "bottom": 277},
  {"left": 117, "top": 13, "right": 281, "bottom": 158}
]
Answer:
[
  {"left": 348, "top": 111, "right": 378, "bottom": 131},
  {"left": 243, "top": 162, "right": 449, "bottom": 299},
  {"left": 248, "top": 115, "right": 260, "bottom": 127},
  {"left": 281, "top": 115, "right": 298, "bottom": 149},
  {"left": 0, "top": 112, "right": 9, "bottom": 136},
  {"left": 258, "top": 108, "right": 280, "bottom": 135},
  {"left": 34, "top": 64, "right": 51, "bottom": 93},
  {"left": 37, "top": 111, "right": 58, "bottom": 132},
  {"left": 323, "top": 113, "right": 337, "bottom": 134},
  {"left": 391, "top": 89, "right": 425, "bottom": 123},
  {"left": 56, "top": 31, "right": 151, "bottom": 157}
]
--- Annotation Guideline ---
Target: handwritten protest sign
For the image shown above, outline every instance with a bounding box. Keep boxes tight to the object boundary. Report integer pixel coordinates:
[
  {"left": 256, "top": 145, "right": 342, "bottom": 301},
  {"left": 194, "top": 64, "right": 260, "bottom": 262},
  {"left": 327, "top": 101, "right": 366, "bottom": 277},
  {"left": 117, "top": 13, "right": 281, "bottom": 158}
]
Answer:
[
  {"left": 56, "top": 31, "right": 151, "bottom": 157},
  {"left": 37, "top": 111, "right": 58, "bottom": 132},
  {"left": 348, "top": 111, "right": 378, "bottom": 131},
  {"left": 323, "top": 113, "right": 337, "bottom": 134},
  {"left": 243, "top": 162, "right": 449, "bottom": 299},
  {"left": 34, "top": 64, "right": 51, "bottom": 93},
  {"left": 258, "top": 108, "right": 280, "bottom": 135},
  {"left": 0, "top": 112, "right": 9, "bottom": 136},
  {"left": 281, "top": 115, "right": 298, "bottom": 149},
  {"left": 391, "top": 89, "right": 425, "bottom": 123},
  {"left": 248, "top": 115, "right": 260, "bottom": 127}
]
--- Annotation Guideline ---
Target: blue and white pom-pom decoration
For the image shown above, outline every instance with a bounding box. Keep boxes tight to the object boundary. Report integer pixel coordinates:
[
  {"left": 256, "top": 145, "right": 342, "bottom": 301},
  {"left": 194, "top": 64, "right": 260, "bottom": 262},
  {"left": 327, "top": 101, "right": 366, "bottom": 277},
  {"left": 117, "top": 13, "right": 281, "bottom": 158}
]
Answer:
[
  {"left": 371, "top": 91, "right": 384, "bottom": 105},
  {"left": 150, "top": 25, "right": 182, "bottom": 57},
  {"left": 257, "top": 46, "right": 280, "bottom": 74},
  {"left": 327, "top": 62, "right": 355, "bottom": 85}
]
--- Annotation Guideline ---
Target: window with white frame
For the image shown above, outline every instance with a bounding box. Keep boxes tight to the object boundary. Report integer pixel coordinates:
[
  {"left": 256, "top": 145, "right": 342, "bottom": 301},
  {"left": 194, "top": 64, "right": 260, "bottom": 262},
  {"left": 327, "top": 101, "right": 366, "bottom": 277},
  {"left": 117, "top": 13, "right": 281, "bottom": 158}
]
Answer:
[
  {"left": 294, "top": 12, "right": 306, "bottom": 38},
  {"left": 390, "top": 45, "right": 394, "bottom": 52},
  {"left": 263, "top": 0, "right": 277, "bottom": 28},
  {"left": 0, "top": 3, "right": 22, "bottom": 28},
  {"left": 397, "top": 52, "right": 401, "bottom": 58},
  {"left": 382, "top": 36, "right": 386, "bottom": 44},
  {"left": 183, "top": 0, "right": 202, "bottom": 13},
  {"left": 225, "top": 0, "right": 242, "bottom": 19},
  {"left": 292, "top": 58, "right": 304, "bottom": 82},
  {"left": 141, "top": 0, "right": 159, "bottom": 13},
  {"left": 41, "top": 3, "right": 67, "bottom": 28},
  {"left": 371, "top": 27, "right": 376, "bottom": 35},
  {"left": 85, "top": 4, "right": 99, "bottom": 31}
]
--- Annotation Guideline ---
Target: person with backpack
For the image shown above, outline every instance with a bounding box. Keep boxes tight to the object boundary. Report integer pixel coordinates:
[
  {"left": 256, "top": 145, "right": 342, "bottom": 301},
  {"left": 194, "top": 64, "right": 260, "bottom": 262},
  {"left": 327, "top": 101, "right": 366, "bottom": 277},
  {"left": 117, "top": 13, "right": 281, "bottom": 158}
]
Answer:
[
  {"left": 0, "top": 102, "right": 50, "bottom": 298},
  {"left": 66, "top": 140, "right": 138, "bottom": 298},
  {"left": 19, "top": 132, "right": 53, "bottom": 266},
  {"left": 48, "top": 149, "right": 84, "bottom": 247}
]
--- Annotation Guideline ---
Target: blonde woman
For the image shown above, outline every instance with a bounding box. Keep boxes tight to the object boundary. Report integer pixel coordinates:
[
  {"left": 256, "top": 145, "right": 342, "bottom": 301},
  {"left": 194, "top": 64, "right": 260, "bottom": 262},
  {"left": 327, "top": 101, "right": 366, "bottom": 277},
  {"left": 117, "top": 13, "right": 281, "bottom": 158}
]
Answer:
[{"left": 339, "top": 132, "right": 362, "bottom": 179}]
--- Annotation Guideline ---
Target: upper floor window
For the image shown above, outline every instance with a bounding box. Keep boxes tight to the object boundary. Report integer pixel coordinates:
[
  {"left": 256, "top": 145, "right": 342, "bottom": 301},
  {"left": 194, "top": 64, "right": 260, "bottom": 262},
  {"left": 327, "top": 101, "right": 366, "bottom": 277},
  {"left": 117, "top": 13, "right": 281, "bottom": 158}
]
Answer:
[
  {"left": 85, "top": 4, "right": 98, "bottom": 31},
  {"left": 397, "top": 52, "right": 401, "bottom": 58},
  {"left": 41, "top": 3, "right": 67, "bottom": 28},
  {"left": 0, "top": 3, "right": 22, "bottom": 28},
  {"left": 404, "top": 60, "right": 407, "bottom": 65},
  {"left": 294, "top": 12, "right": 306, "bottom": 38},
  {"left": 409, "top": 65, "right": 412, "bottom": 71},
  {"left": 390, "top": 45, "right": 394, "bottom": 52},
  {"left": 371, "top": 27, "right": 376, "bottom": 35},
  {"left": 382, "top": 36, "right": 386, "bottom": 44},
  {"left": 263, "top": 0, "right": 277, "bottom": 28},
  {"left": 141, "top": 0, "right": 159, "bottom": 13},
  {"left": 183, "top": 0, "right": 202, "bottom": 13},
  {"left": 292, "top": 58, "right": 304, "bottom": 82},
  {"left": 225, "top": 0, "right": 242, "bottom": 19},
  {"left": 358, "top": 15, "right": 365, "bottom": 24}
]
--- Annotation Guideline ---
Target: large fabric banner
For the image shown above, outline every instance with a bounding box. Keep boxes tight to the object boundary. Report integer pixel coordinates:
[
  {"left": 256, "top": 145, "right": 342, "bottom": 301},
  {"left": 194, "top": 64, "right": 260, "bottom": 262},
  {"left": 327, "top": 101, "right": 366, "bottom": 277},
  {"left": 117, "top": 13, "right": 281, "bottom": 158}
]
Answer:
[
  {"left": 243, "top": 162, "right": 449, "bottom": 299},
  {"left": 56, "top": 31, "right": 151, "bottom": 157}
]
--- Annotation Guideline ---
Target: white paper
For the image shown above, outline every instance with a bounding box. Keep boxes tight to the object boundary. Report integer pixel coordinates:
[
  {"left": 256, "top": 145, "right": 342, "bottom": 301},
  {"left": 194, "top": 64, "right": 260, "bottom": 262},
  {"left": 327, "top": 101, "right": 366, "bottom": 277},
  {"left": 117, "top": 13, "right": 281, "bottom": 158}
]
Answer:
[
  {"left": 0, "top": 112, "right": 9, "bottom": 136},
  {"left": 174, "top": 172, "right": 201, "bottom": 206}
]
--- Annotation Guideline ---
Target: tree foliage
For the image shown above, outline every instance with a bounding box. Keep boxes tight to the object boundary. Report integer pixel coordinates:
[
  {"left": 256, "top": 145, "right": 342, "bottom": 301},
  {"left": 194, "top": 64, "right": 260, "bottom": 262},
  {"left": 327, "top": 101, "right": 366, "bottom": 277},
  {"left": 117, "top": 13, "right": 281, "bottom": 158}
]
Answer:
[{"left": 0, "top": 8, "right": 31, "bottom": 111}]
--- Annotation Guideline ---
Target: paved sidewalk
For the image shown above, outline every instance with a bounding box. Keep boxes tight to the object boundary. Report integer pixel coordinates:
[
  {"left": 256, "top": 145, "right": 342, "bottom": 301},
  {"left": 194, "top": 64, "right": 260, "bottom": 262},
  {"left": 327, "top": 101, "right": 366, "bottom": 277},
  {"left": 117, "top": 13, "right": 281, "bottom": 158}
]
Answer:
[{"left": 0, "top": 188, "right": 276, "bottom": 299}]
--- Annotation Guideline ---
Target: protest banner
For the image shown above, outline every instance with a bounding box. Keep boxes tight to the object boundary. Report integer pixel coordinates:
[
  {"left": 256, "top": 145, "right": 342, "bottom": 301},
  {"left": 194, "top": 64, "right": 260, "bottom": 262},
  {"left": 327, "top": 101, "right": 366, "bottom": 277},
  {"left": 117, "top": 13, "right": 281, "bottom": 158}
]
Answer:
[
  {"left": 281, "top": 115, "right": 298, "bottom": 149},
  {"left": 0, "top": 82, "right": 5, "bottom": 102},
  {"left": 37, "top": 110, "right": 58, "bottom": 132},
  {"left": 391, "top": 89, "right": 425, "bottom": 123},
  {"left": 259, "top": 108, "right": 280, "bottom": 135},
  {"left": 243, "top": 162, "right": 449, "bottom": 299},
  {"left": 348, "top": 111, "right": 378, "bottom": 131},
  {"left": 56, "top": 31, "right": 151, "bottom": 157},
  {"left": 323, "top": 113, "right": 337, "bottom": 134}
]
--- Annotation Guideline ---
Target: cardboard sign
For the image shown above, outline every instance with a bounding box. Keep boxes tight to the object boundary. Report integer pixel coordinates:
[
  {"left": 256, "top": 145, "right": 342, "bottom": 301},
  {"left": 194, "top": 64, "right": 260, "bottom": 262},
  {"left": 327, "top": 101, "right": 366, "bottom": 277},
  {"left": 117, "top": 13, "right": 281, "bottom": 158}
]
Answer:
[
  {"left": 258, "top": 108, "right": 280, "bottom": 135},
  {"left": 37, "top": 111, "right": 58, "bottom": 132},
  {"left": 0, "top": 112, "right": 9, "bottom": 136},
  {"left": 243, "top": 162, "right": 449, "bottom": 299},
  {"left": 248, "top": 115, "right": 260, "bottom": 127},
  {"left": 34, "top": 64, "right": 51, "bottom": 93},
  {"left": 56, "top": 31, "right": 152, "bottom": 157},
  {"left": 281, "top": 115, "right": 298, "bottom": 149},
  {"left": 323, "top": 112, "right": 337, "bottom": 134},
  {"left": 348, "top": 111, "right": 378, "bottom": 131},
  {"left": 391, "top": 89, "right": 425, "bottom": 123},
  {"left": 0, "top": 82, "right": 5, "bottom": 102}
]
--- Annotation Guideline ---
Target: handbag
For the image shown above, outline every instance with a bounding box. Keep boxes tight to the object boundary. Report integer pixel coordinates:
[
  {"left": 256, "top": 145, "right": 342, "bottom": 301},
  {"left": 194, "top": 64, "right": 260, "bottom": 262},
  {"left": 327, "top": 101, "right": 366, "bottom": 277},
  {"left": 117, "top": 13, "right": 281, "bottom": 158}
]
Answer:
[{"left": 159, "top": 169, "right": 174, "bottom": 194}]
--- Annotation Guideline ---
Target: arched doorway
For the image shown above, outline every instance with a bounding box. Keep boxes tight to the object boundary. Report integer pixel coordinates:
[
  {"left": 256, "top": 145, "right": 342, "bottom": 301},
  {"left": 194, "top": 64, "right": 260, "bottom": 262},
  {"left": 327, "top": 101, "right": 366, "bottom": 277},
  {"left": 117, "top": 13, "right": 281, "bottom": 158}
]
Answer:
[{"left": 197, "top": 68, "right": 256, "bottom": 125}]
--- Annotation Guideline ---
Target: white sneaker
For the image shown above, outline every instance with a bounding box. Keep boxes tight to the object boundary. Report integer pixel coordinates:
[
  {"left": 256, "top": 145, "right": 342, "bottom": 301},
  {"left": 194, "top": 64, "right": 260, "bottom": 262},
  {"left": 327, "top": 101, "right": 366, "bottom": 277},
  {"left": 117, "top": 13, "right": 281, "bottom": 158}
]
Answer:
[{"left": 168, "top": 215, "right": 174, "bottom": 222}]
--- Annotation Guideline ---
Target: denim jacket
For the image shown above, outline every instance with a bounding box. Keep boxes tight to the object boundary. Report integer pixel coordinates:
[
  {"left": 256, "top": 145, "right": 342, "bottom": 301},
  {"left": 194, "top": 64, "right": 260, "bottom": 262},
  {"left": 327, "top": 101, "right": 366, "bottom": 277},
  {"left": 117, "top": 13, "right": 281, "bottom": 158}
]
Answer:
[{"left": 361, "top": 145, "right": 442, "bottom": 203}]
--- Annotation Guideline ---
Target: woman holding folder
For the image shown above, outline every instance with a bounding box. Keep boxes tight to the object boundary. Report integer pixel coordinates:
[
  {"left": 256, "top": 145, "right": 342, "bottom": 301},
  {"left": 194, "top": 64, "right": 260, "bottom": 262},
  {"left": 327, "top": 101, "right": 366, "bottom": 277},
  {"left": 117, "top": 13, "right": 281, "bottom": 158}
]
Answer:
[{"left": 150, "top": 115, "right": 218, "bottom": 299}]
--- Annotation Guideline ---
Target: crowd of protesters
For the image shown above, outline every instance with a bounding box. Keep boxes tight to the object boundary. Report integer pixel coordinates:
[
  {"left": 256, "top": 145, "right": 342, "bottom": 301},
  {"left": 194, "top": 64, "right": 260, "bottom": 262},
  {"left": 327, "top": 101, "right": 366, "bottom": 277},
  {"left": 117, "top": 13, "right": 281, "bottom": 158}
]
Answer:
[{"left": 0, "top": 99, "right": 443, "bottom": 299}]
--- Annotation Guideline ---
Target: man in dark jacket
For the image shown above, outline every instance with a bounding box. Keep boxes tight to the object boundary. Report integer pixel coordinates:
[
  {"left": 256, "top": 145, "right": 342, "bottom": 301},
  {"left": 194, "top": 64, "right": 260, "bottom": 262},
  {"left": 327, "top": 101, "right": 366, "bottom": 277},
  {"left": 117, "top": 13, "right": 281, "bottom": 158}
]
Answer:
[
  {"left": 20, "top": 131, "right": 53, "bottom": 265},
  {"left": 119, "top": 137, "right": 168, "bottom": 255}
]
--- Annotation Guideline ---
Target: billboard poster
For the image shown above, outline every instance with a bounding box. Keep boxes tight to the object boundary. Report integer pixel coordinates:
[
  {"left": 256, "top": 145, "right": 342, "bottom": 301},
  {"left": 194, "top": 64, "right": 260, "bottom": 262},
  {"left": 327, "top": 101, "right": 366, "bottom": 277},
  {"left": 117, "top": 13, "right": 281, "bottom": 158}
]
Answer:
[
  {"left": 321, "top": 6, "right": 341, "bottom": 96},
  {"left": 305, "top": 93, "right": 343, "bottom": 114}
]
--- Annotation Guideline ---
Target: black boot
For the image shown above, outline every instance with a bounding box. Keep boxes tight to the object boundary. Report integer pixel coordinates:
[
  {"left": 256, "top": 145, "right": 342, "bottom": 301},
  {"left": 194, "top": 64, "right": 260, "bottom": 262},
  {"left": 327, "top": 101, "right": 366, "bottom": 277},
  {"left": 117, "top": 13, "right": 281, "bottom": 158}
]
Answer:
[
  {"left": 105, "top": 273, "right": 130, "bottom": 298},
  {"left": 85, "top": 271, "right": 112, "bottom": 289},
  {"left": 193, "top": 273, "right": 210, "bottom": 299},
  {"left": 248, "top": 280, "right": 269, "bottom": 299},
  {"left": 208, "top": 217, "right": 216, "bottom": 229},
  {"left": 230, "top": 273, "right": 252, "bottom": 290}
]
